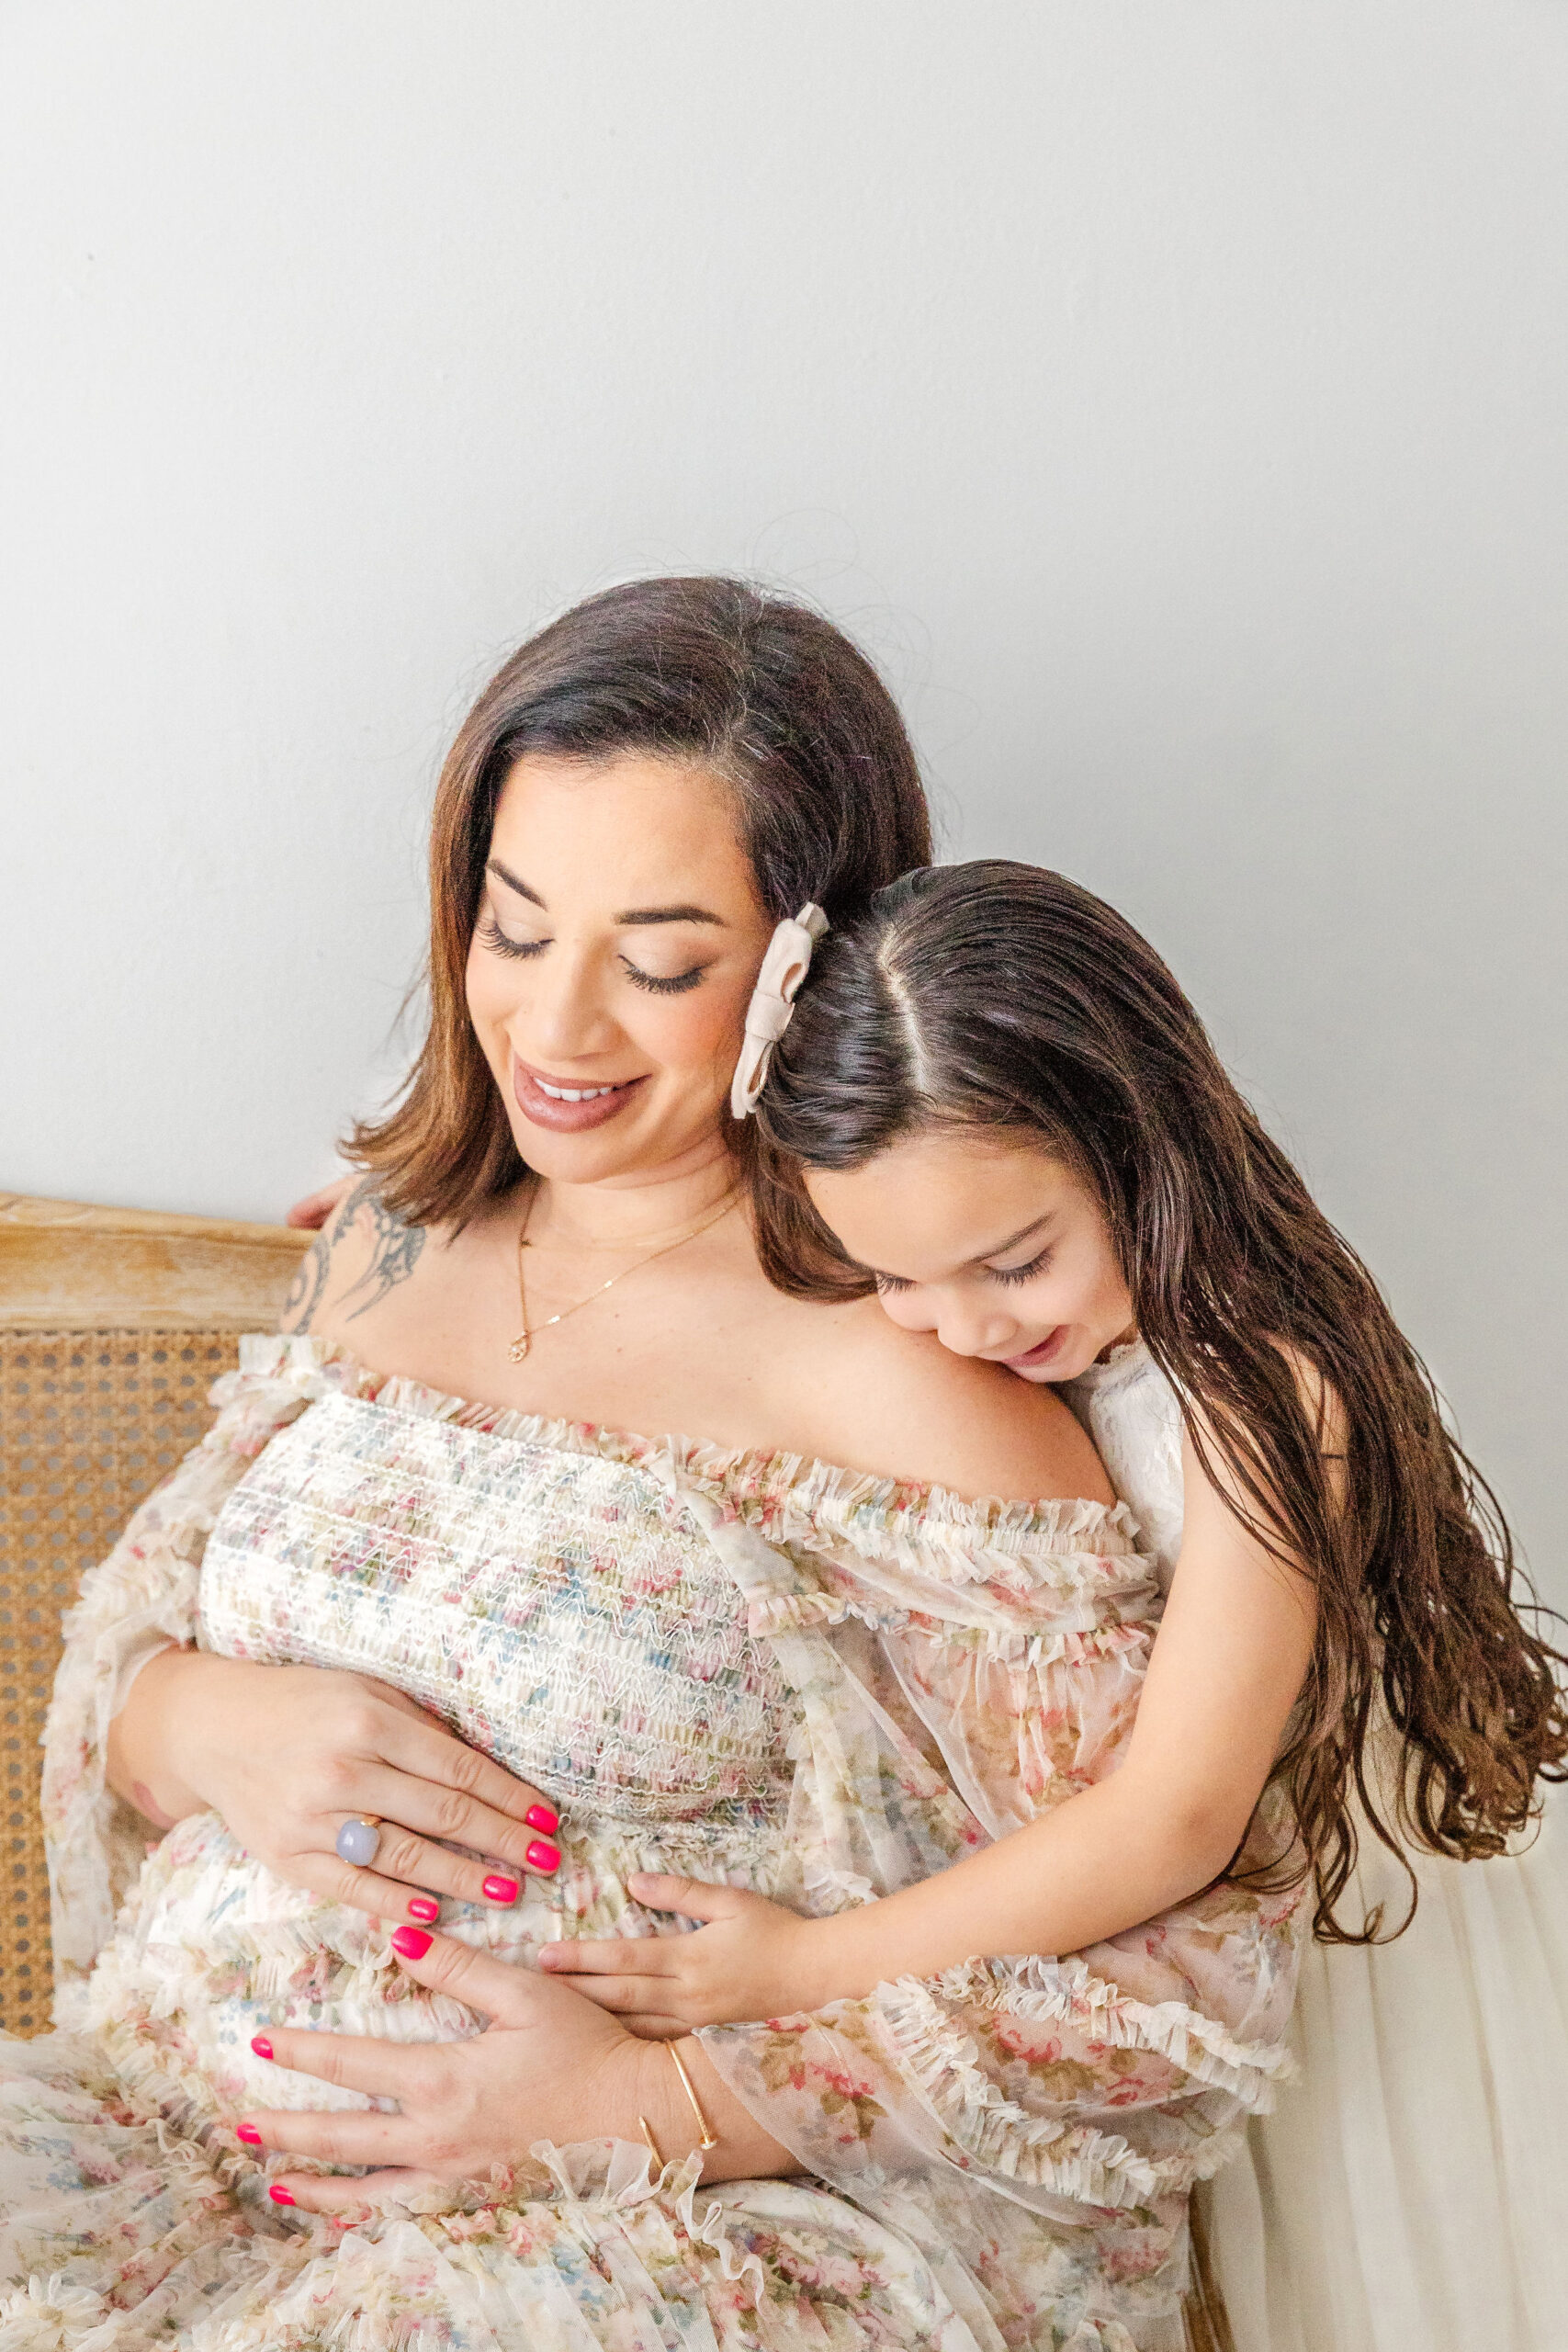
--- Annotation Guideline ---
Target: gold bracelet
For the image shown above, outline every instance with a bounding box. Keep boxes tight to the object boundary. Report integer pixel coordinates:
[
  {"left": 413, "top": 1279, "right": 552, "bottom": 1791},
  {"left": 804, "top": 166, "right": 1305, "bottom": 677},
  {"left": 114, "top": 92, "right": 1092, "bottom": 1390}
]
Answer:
[
  {"left": 668, "top": 2040, "right": 719, "bottom": 2152},
  {"left": 638, "top": 2113, "right": 666, "bottom": 2168}
]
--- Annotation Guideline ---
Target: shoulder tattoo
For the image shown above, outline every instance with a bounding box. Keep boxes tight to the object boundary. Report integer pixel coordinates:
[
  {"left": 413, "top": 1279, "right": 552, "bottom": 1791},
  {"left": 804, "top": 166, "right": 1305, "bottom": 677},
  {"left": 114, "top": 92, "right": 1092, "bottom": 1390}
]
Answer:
[
  {"left": 337, "top": 1178, "right": 427, "bottom": 1324},
  {"left": 278, "top": 1176, "right": 427, "bottom": 1334},
  {"left": 280, "top": 1227, "right": 333, "bottom": 1334}
]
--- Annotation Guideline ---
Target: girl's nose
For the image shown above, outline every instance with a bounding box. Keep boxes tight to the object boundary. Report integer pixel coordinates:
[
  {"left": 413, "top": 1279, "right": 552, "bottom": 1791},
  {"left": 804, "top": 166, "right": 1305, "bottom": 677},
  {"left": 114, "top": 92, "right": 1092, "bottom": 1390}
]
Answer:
[{"left": 934, "top": 1300, "right": 1021, "bottom": 1361}]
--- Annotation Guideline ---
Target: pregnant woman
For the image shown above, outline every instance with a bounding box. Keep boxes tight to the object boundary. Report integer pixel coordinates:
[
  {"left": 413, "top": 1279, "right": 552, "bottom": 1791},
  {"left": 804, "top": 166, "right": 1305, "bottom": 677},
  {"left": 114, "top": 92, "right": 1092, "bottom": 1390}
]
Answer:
[{"left": 3, "top": 580, "right": 1300, "bottom": 2352}]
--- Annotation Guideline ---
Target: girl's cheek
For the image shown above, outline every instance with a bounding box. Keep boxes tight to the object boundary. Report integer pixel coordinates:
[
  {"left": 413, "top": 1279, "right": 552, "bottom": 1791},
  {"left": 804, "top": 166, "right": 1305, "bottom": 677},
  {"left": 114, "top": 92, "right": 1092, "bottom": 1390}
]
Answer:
[{"left": 874, "top": 1288, "right": 933, "bottom": 1335}]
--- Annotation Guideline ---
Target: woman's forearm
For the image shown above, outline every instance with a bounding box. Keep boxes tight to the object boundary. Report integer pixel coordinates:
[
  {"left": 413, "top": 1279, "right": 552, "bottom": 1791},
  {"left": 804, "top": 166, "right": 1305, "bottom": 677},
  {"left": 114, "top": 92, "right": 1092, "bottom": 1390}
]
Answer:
[
  {"left": 105, "top": 1645, "right": 254, "bottom": 1826},
  {"left": 630, "top": 2036, "right": 800, "bottom": 2183},
  {"left": 799, "top": 1773, "right": 1246, "bottom": 2005}
]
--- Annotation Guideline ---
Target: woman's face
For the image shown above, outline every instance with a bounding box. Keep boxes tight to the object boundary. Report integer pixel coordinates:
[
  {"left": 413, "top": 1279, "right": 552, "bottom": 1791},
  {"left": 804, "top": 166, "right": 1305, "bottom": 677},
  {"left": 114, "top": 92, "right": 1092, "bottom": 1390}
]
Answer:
[
  {"left": 806, "top": 1129, "right": 1136, "bottom": 1383},
  {"left": 466, "top": 752, "right": 775, "bottom": 1187}
]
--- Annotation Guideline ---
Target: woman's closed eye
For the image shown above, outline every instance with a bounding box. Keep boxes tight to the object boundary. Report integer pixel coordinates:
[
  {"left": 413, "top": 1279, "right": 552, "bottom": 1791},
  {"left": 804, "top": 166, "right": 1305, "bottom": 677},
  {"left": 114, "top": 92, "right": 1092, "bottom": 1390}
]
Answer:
[
  {"left": 478, "top": 912, "right": 548, "bottom": 962},
  {"left": 621, "top": 957, "right": 707, "bottom": 996},
  {"left": 477, "top": 912, "right": 707, "bottom": 993}
]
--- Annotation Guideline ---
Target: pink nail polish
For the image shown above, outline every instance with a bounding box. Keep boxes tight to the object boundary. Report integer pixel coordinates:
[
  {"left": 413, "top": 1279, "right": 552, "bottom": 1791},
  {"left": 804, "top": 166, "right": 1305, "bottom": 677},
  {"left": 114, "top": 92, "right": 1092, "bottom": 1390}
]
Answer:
[
  {"left": 407, "top": 1896, "right": 440, "bottom": 1923},
  {"left": 250, "top": 2034, "right": 273, "bottom": 2061},
  {"left": 482, "top": 1874, "right": 519, "bottom": 1904},
  {"left": 525, "top": 1804, "right": 558, "bottom": 1834},
  {"left": 236, "top": 2122, "right": 263, "bottom": 2145},
  {"left": 390, "top": 1924, "right": 432, "bottom": 1960},
  {"left": 526, "top": 1839, "right": 560, "bottom": 1874},
  {"left": 269, "top": 2184, "right": 296, "bottom": 2206}
]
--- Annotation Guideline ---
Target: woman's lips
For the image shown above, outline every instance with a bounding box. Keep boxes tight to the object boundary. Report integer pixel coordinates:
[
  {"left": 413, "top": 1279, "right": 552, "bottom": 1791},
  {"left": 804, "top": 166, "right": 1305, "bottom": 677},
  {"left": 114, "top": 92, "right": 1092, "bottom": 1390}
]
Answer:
[
  {"left": 511, "top": 1055, "right": 648, "bottom": 1133},
  {"left": 1001, "top": 1327, "right": 1066, "bottom": 1372}
]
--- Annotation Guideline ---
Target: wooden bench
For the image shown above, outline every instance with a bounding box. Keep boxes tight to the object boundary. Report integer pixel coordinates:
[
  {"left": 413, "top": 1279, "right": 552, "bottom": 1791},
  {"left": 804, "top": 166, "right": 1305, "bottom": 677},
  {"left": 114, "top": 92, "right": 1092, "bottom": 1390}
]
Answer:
[{"left": 0, "top": 1195, "right": 310, "bottom": 2035}]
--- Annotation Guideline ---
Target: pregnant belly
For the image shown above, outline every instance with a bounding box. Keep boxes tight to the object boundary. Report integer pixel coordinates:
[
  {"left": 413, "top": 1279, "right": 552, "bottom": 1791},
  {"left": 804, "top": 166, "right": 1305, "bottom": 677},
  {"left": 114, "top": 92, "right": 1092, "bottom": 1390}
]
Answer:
[{"left": 85, "top": 1807, "right": 789, "bottom": 2140}]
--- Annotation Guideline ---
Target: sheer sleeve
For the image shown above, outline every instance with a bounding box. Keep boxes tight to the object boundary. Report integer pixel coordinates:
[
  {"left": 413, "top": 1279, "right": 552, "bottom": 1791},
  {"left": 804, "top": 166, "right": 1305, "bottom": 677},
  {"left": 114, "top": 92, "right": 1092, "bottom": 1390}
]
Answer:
[
  {"left": 699, "top": 1884, "right": 1301, "bottom": 2222},
  {"left": 655, "top": 1446, "right": 1305, "bottom": 2335},
  {"left": 40, "top": 1334, "right": 368, "bottom": 2007}
]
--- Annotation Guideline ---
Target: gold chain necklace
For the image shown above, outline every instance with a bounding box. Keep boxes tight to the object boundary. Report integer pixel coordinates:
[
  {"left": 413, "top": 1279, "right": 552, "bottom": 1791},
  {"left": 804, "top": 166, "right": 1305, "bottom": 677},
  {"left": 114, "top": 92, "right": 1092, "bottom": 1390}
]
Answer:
[{"left": 509, "top": 1190, "right": 737, "bottom": 1364}]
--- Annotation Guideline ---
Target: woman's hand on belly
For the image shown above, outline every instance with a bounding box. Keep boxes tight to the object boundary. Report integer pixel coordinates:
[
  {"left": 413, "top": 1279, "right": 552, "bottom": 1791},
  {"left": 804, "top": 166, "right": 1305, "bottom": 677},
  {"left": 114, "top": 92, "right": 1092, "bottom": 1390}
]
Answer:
[
  {"left": 109, "top": 1647, "right": 563, "bottom": 1927},
  {"left": 238, "top": 1925, "right": 797, "bottom": 2207}
]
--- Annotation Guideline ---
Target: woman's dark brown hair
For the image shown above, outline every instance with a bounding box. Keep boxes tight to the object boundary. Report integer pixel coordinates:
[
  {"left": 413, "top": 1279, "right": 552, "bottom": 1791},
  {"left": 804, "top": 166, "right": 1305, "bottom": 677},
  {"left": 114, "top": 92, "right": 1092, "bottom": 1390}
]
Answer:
[
  {"left": 757, "top": 859, "right": 1568, "bottom": 1940},
  {"left": 350, "top": 577, "right": 931, "bottom": 1232}
]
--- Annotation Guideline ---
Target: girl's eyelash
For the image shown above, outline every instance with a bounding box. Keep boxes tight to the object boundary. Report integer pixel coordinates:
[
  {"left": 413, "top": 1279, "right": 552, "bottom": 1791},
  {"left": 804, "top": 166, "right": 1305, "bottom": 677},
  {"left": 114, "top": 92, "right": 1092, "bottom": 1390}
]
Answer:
[
  {"left": 478, "top": 914, "right": 547, "bottom": 962},
  {"left": 989, "top": 1249, "right": 1054, "bottom": 1288},
  {"left": 623, "top": 960, "right": 706, "bottom": 996},
  {"left": 874, "top": 1272, "right": 913, "bottom": 1295}
]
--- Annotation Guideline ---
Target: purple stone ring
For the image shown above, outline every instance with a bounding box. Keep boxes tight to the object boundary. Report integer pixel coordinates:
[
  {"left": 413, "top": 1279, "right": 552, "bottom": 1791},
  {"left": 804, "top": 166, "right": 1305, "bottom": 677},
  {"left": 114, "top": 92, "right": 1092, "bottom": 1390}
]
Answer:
[{"left": 334, "top": 1815, "right": 383, "bottom": 1868}]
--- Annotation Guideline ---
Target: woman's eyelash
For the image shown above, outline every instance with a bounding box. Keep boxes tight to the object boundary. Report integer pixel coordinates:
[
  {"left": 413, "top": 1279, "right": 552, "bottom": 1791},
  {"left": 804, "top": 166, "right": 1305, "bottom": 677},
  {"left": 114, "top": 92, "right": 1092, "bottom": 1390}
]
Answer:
[
  {"left": 989, "top": 1249, "right": 1054, "bottom": 1287},
  {"left": 623, "top": 960, "right": 706, "bottom": 996},
  {"left": 874, "top": 1272, "right": 913, "bottom": 1295},
  {"left": 478, "top": 914, "right": 547, "bottom": 962},
  {"left": 478, "top": 916, "right": 705, "bottom": 995}
]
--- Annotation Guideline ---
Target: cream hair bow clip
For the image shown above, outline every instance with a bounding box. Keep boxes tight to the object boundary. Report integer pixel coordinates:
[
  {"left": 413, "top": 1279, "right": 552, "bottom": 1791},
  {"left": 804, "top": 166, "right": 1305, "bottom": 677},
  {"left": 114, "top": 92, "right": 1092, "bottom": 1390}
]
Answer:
[{"left": 730, "top": 903, "right": 829, "bottom": 1119}]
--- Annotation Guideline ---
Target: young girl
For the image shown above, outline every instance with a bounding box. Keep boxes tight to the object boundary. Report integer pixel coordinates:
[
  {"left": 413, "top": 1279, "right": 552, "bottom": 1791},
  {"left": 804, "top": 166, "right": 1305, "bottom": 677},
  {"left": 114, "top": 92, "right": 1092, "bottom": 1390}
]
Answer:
[{"left": 546, "top": 860, "right": 1568, "bottom": 2352}]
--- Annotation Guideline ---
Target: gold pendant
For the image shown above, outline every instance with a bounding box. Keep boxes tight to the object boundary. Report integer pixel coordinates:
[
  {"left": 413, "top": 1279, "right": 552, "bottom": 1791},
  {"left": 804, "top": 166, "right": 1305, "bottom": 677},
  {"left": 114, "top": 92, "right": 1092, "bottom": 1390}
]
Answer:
[{"left": 509, "top": 1332, "right": 530, "bottom": 1363}]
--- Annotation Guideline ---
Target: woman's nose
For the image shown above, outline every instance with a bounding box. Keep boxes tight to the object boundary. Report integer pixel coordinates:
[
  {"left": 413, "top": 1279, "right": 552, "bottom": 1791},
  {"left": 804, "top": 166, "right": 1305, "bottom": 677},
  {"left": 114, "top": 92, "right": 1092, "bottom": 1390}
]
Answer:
[{"left": 516, "top": 944, "right": 619, "bottom": 1062}]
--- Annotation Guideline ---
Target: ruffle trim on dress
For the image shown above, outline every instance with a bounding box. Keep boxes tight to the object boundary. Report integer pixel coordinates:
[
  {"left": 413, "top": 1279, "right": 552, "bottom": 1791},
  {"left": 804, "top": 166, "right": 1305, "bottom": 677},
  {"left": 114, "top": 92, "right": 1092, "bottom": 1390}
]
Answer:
[
  {"left": 874, "top": 1978, "right": 1247, "bottom": 2209},
  {"left": 244, "top": 1337, "right": 1142, "bottom": 1576},
  {"left": 535, "top": 2138, "right": 770, "bottom": 2308},
  {"left": 881, "top": 1955, "right": 1297, "bottom": 2121},
  {"left": 0, "top": 2141, "right": 776, "bottom": 2350},
  {"left": 891, "top": 1617, "right": 1153, "bottom": 1672}
]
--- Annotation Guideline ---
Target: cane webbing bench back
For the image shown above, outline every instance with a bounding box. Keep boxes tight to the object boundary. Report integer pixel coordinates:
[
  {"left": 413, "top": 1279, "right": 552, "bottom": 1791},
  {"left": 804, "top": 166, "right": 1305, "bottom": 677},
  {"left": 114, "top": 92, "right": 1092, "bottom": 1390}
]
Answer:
[{"left": 0, "top": 1195, "right": 310, "bottom": 2036}]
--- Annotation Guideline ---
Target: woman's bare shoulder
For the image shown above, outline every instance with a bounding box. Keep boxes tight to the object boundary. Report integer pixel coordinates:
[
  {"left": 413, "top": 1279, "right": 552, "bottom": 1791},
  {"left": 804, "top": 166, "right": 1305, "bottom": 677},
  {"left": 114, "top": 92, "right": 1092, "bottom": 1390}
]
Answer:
[
  {"left": 277, "top": 1175, "right": 439, "bottom": 1347},
  {"left": 778, "top": 1293, "right": 1116, "bottom": 1508}
]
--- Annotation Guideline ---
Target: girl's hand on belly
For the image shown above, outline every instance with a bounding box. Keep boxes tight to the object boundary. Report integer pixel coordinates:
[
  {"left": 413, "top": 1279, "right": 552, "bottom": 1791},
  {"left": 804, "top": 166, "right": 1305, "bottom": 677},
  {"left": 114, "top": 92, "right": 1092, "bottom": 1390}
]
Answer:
[
  {"left": 540, "top": 1872, "right": 831, "bottom": 2028},
  {"left": 238, "top": 1925, "right": 797, "bottom": 2204},
  {"left": 129, "top": 1649, "right": 562, "bottom": 1926}
]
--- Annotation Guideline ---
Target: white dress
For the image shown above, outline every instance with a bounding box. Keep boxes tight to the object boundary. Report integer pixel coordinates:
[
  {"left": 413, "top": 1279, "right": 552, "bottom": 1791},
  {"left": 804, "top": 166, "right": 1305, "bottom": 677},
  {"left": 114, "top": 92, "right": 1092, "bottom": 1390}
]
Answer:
[{"left": 1066, "top": 1340, "right": 1568, "bottom": 2352}]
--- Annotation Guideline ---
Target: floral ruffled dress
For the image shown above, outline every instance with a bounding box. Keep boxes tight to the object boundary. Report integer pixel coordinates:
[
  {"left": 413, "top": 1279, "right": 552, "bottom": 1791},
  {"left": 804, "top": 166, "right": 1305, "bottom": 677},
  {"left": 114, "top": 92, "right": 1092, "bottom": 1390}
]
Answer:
[{"left": 1, "top": 1337, "right": 1303, "bottom": 2352}]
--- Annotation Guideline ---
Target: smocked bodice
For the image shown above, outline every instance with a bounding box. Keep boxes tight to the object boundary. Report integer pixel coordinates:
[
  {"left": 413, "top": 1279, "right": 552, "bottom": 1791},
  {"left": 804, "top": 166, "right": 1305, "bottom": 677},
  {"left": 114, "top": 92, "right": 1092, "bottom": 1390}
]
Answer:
[{"left": 200, "top": 1389, "right": 795, "bottom": 1828}]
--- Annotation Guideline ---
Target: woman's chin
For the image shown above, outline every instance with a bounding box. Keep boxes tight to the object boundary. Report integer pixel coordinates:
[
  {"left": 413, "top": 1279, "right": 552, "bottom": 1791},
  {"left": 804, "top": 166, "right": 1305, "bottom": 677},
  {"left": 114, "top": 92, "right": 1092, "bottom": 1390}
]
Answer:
[{"left": 501, "top": 1101, "right": 728, "bottom": 1189}]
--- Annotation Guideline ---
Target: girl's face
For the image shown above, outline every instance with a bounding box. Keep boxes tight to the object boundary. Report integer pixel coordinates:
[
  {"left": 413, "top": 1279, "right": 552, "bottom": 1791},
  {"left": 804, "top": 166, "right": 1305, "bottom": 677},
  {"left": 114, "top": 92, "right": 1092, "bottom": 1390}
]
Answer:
[
  {"left": 806, "top": 1129, "right": 1136, "bottom": 1383},
  {"left": 465, "top": 752, "right": 775, "bottom": 1189}
]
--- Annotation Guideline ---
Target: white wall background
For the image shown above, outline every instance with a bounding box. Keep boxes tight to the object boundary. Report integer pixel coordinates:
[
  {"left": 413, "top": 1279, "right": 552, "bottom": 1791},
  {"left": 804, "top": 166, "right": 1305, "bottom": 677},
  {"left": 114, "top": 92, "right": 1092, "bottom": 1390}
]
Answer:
[{"left": 3, "top": 2, "right": 1564, "bottom": 1591}]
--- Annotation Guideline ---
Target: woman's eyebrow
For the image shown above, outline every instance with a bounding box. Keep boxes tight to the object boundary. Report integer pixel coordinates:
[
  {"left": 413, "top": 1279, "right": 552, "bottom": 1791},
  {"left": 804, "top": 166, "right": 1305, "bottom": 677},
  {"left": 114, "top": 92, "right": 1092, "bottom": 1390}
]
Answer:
[
  {"left": 483, "top": 861, "right": 724, "bottom": 929},
  {"left": 615, "top": 903, "right": 727, "bottom": 928},
  {"left": 487, "top": 858, "right": 545, "bottom": 908}
]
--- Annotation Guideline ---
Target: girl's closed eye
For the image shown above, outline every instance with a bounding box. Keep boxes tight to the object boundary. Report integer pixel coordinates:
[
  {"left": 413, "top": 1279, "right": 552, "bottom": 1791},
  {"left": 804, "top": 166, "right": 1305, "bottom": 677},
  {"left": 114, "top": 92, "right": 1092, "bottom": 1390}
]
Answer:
[{"left": 988, "top": 1247, "right": 1054, "bottom": 1287}]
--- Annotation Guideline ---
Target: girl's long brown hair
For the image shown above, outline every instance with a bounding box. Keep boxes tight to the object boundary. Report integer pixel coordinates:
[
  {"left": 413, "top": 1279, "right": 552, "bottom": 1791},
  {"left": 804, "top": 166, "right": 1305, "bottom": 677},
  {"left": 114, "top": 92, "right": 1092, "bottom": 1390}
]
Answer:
[
  {"left": 757, "top": 861, "right": 1568, "bottom": 1940},
  {"left": 349, "top": 577, "right": 931, "bottom": 1229}
]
